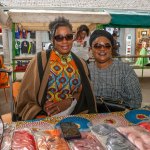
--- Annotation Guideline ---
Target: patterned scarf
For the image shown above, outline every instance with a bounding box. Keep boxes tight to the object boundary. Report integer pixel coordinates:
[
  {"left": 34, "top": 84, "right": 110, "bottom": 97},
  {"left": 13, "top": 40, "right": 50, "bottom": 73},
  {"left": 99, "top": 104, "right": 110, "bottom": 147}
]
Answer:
[{"left": 46, "top": 50, "right": 81, "bottom": 102}]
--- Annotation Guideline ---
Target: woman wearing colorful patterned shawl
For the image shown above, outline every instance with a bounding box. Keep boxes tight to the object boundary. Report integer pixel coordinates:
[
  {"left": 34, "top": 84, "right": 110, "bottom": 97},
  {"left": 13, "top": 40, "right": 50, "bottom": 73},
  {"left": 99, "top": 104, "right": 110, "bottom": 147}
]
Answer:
[{"left": 13, "top": 17, "right": 97, "bottom": 121}]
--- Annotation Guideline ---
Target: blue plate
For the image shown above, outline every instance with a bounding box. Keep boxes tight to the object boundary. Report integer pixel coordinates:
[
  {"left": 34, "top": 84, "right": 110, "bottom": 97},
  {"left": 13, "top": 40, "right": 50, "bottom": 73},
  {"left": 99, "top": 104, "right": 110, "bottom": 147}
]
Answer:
[
  {"left": 55, "top": 116, "right": 91, "bottom": 131},
  {"left": 125, "top": 109, "right": 150, "bottom": 124}
]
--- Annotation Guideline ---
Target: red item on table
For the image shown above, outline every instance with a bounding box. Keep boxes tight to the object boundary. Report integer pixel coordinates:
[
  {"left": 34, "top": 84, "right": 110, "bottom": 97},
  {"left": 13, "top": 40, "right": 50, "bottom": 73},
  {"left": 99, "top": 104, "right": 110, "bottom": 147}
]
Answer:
[
  {"left": 138, "top": 121, "right": 150, "bottom": 132},
  {"left": 11, "top": 129, "right": 37, "bottom": 150}
]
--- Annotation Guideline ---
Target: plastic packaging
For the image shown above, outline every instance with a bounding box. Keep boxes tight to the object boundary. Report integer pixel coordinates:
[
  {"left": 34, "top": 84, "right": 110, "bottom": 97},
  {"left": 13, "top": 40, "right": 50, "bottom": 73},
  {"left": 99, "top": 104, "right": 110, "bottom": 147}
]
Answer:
[
  {"left": 11, "top": 128, "right": 37, "bottom": 150},
  {"left": 1, "top": 123, "right": 15, "bottom": 150},
  {"left": 117, "top": 125, "right": 150, "bottom": 150},
  {"left": 91, "top": 124, "right": 138, "bottom": 150},
  {"left": 138, "top": 119, "right": 150, "bottom": 132},
  {"left": 0, "top": 117, "right": 4, "bottom": 149},
  {"left": 34, "top": 129, "right": 70, "bottom": 150},
  {"left": 69, "top": 131, "right": 105, "bottom": 150}
]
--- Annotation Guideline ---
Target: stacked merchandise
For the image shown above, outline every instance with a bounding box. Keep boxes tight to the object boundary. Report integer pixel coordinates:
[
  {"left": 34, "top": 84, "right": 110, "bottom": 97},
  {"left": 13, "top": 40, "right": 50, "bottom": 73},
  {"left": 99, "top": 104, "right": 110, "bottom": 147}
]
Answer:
[
  {"left": 13, "top": 60, "right": 30, "bottom": 72},
  {"left": 15, "top": 24, "right": 36, "bottom": 56}
]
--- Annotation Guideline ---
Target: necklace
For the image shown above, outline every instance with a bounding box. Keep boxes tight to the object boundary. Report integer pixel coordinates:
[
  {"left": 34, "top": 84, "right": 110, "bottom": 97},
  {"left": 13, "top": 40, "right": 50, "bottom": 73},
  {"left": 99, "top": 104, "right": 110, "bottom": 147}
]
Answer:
[{"left": 55, "top": 50, "right": 72, "bottom": 65}]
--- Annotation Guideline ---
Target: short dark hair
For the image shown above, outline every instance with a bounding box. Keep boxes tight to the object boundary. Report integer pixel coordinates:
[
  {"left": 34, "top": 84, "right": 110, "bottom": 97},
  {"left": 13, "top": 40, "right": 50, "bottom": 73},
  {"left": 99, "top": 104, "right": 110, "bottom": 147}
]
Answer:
[
  {"left": 77, "top": 24, "right": 90, "bottom": 36},
  {"left": 112, "top": 32, "right": 118, "bottom": 37},
  {"left": 49, "top": 17, "right": 73, "bottom": 38}
]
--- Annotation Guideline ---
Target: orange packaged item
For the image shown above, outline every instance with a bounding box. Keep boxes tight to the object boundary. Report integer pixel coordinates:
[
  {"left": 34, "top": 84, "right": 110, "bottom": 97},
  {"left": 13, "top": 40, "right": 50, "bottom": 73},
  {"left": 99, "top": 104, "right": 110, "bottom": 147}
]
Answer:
[
  {"left": 0, "top": 55, "right": 9, "bottom": 87},
  {"left": 0, "top": 72, "right": 9, "bottom": 87},
  {"left": 35, "top": 129, "right": 70, "bottom": 150}
]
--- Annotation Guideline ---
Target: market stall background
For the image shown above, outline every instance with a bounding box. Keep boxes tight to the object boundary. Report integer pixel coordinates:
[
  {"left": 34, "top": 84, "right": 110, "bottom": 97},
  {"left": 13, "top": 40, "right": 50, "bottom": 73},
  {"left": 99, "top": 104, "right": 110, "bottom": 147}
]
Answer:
[{"left": 1, "top": 0, "right": 150, "bottom": 64}]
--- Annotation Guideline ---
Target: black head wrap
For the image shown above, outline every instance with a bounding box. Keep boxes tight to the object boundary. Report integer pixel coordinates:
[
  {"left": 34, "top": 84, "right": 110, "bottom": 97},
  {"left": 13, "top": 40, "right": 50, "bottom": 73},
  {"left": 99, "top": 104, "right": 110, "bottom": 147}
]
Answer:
[{"left": 89, "top": 30, "right": 114, "bottom": 47}]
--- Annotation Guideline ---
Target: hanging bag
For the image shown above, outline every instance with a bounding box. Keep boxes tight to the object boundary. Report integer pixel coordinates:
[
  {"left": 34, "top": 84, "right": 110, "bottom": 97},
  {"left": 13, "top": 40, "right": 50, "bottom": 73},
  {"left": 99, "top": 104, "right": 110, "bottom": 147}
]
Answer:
[{"left": 96, "top": 96, "right": 126, "bottom": 113}]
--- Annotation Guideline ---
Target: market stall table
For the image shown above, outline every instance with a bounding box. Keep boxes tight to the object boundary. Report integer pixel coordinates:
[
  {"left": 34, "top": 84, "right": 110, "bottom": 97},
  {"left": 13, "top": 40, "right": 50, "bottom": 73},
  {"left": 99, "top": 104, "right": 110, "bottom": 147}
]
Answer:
[
  {"left": 1, "top": 109, "right": 150, "bottom": 149},
  {"left": 15, "top": 112, "right": 130, "bottom": 129}
]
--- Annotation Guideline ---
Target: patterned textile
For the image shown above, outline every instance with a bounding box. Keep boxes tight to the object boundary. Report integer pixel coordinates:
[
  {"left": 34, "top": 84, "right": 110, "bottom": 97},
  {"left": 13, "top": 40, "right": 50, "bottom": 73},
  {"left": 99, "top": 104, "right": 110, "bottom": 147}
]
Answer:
[
  {"left": 46, "top": 50, "right": 81, "bottom": 102},
  {"left": 88, "top": 60, "right": 142, "bottom": 109}
]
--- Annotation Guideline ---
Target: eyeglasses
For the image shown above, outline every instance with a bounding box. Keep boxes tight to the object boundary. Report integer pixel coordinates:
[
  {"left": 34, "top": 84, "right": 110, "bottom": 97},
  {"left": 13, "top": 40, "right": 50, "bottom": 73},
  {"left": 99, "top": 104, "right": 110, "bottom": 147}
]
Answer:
[
  {"left": 54, "top": 34, "right": 73, "bottom": 42},
  {"left": 93, "top": 42, "right": 111, "bottom": 50}
]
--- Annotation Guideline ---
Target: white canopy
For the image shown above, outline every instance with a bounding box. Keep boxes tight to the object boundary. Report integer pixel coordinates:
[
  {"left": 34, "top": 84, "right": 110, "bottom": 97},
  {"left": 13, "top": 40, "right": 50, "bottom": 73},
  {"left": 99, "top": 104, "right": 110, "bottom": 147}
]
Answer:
[
  {"left": 1, "top": 0, "right": 150, "bottom": 30},
  {"left": 6, "top": 9, "right": 111, "bottom": 31}
]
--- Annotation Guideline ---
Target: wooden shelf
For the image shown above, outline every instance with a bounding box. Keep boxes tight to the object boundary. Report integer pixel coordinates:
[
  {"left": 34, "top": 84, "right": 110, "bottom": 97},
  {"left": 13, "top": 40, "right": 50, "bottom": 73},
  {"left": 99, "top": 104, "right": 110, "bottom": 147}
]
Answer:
[
  {"left": 13, "top": 70, "right": 26, "bottom": 72},
  {"left": 13, "top": 56, "right": 33, "bottom": 60}
]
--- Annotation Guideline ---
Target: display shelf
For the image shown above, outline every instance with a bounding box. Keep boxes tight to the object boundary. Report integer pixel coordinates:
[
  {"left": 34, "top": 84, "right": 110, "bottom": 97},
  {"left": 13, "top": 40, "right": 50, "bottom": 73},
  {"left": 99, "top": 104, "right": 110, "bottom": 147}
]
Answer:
[
  {"left": 12, "top": 58, "right": 30, "bottom": 80},
  {"left": 13, "top": 56, "right": 34, "bottom": 60},
  {"left": 12, "top": 23, "right": 36, "bottom": 81},
  {"left": 12, "top": 59, "right": 30, "bottom": 73},
  {"left": 13, "top": 69, "right": 27, "bottom": 72}
]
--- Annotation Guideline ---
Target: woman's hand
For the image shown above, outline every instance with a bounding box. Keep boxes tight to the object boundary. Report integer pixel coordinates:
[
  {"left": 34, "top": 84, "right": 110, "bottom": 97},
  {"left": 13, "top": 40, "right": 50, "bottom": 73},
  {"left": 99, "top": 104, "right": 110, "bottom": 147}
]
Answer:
[
  {"left": 44, "top": 85, "right": 82, "bottom": 117},
  {"left": 44, "top": 98, "right": 72, "bottom": 116}
]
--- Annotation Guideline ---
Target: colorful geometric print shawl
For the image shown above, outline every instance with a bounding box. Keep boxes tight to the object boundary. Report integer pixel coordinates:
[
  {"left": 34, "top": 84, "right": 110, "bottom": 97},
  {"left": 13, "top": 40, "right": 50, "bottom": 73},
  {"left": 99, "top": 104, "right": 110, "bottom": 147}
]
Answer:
[{"left": 46, "top": 50, "right": 81, "bottom": 102}]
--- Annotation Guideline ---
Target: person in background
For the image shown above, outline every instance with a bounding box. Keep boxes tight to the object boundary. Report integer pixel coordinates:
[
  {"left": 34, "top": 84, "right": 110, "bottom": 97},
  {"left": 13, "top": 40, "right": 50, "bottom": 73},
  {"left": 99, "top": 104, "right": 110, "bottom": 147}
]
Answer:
[
  {"left": 88, "top": 30, "right": 142, "bottom": 111},
  {"left": 136, "top": 41, "right": 149, "bottom": 66},
  {"left": 13, "top": 17, "right": 97, "bottom": 121},
  {"left": 112, "top": 32, "right": 120, "bottom": 59},
  {"left": 74, "top": 24, "right": 90, "bottom": 47},
  {"left": 72, "top": 24, "right": 90, "bottom": 62}
]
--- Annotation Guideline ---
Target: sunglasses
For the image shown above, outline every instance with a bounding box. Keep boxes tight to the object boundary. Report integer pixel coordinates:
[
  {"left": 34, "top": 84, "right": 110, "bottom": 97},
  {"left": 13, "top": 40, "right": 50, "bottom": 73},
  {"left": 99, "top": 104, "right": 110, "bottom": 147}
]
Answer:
[
  {"left": 54, "top": 34, "right": 73, "bottom": 42},
  {"left": 93, "top": 42, "right": 111, "bottom": 50}
]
